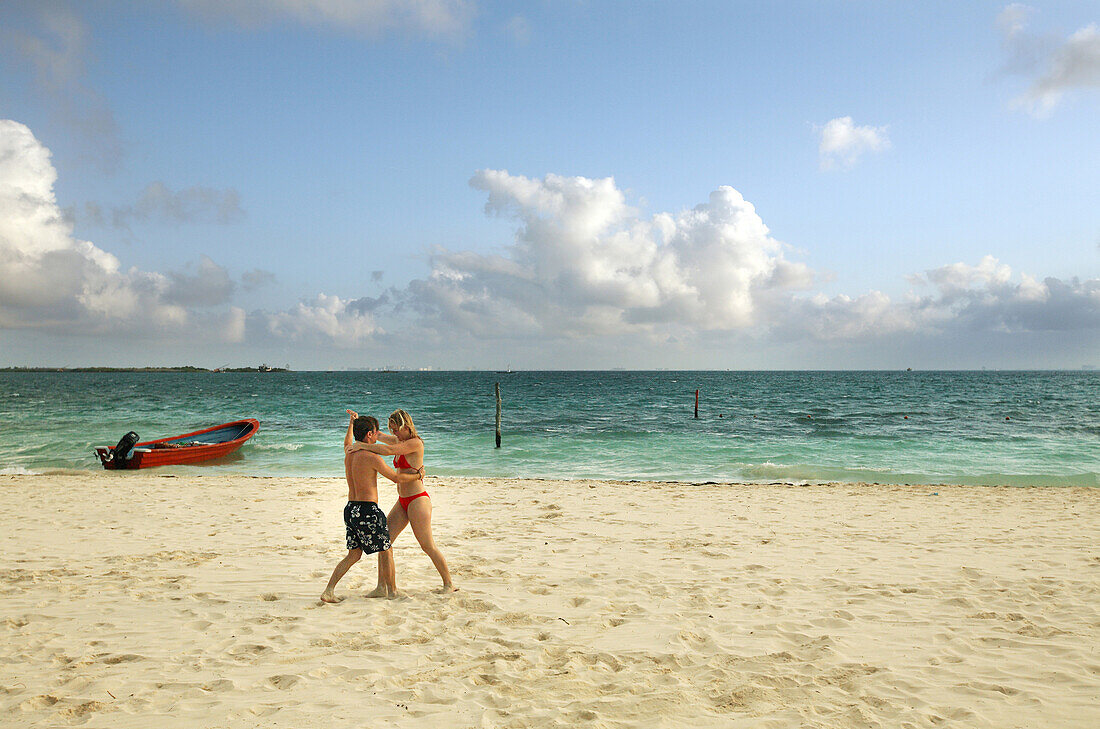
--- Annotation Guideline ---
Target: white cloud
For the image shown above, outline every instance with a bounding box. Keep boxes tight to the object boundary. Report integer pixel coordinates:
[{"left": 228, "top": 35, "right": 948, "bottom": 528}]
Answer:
[
  {"left": 998, "top": 6, "right": 1100, "bottom": 115},
  {"left": 4, "top": 118, "right": 1096, "bottom": 363},
  {"left": 222, "top": 306, "right": 246, "bottom": 343},
  {"left": 178, "top": 0, "right": 475, "bottom": 38},
  {"left": 0, "top": 119, "right": 244, "bottom": 336},
  {"left": 266, "top": 294, "right": 381, "bottom": 347},
  {"left": 780, "top": 256, "right": 1100, "bottom": 340},
  {"left": 817, "top": 117, "right": 890, "bottom": 170},
  {"left": 405, "top": 170, "right": 814, "bottom": 340},
  {"left": 166, "top": 256, "right": 236, "bottom": 307},
  {"left": 401, "top": 173, "right": 1097, "bottom": 349}
]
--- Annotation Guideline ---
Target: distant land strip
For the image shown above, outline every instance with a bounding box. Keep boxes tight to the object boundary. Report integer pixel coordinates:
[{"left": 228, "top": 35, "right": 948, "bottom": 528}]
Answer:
[{"left": 0, "top": 366, "right": 290, "bottom": 373}]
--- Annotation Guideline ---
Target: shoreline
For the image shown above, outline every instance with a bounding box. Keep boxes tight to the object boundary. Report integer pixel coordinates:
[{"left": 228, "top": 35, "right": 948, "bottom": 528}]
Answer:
[{"left": 3, "top": 469, "right": 1097, "bottom": 489}]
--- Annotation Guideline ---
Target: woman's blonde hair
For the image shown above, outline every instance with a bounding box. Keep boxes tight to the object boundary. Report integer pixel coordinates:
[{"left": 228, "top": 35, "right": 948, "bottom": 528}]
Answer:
[{"left": 388, "top": 409, "right": 419, "bottom": 440}]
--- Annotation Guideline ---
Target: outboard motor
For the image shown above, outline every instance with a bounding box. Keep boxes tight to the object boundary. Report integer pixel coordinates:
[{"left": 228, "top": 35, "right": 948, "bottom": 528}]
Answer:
[{"left": 108, "top": 431, "right": 140, "bottom": 466}]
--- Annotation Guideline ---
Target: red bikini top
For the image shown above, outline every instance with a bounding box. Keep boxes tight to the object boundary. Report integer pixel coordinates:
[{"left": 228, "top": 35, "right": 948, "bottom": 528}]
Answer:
[{"left": 394, "top": 454, "right": 412, "bottom": 470}]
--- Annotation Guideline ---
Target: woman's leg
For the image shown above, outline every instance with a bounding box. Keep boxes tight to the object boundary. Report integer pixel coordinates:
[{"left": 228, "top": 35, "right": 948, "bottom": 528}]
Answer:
[
  {"left": 370, "top": 502, "right": 408, "bottom": 596},
  {"left": 386, "top": 500, "right": 409, "bottom": 543},
  {"left": 406, "top": 497, "right": 455, "bottom": 591}
]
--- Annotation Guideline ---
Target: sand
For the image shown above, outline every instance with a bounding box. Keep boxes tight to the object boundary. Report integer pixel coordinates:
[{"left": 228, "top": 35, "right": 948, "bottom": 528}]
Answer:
[{"left": 1, "top": 473, "right": 1098, "bottom": 728}]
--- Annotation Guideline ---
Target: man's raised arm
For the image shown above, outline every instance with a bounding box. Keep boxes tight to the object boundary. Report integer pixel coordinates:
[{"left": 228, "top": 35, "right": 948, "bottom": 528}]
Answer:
[{"left": 343, "top": 409, "right": 357, "bottom": 449}]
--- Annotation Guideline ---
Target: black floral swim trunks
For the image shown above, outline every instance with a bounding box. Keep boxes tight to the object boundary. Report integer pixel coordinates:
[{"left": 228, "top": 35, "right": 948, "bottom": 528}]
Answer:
[{"left": 344, "top": 501, "right": 391, "bottom": 554}]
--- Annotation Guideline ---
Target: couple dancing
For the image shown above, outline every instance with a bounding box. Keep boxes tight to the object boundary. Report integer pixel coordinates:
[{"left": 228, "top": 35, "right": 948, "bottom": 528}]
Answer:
[{"left": 321, "top": 408, "right": 455, "bottom": 603}]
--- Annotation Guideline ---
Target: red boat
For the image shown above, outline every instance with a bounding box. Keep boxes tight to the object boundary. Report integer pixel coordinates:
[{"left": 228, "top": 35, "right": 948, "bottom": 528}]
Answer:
[{"left": 95, "top": 419, "right": 259, "bottom": 470}]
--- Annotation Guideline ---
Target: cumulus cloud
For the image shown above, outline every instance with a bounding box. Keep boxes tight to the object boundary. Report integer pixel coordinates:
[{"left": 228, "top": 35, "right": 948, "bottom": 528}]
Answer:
[
  {"left": 222, "top": 306, "right": 246, "bottom": 343},
  {"left": 817, "top": 117, "right": 890, "bottom": 170},
  {"left": 165, "top": 256, "right": 236, "bottom": 307},
  {"left": 266, "top": 294, "right": 382, "bottom": 347},
  {"left": 0, "top": 6, "right": 122, "bottom": 170},
  {"left": 779, "top": 256, "right": 1100, "bottom": 341},
  {"left": 998, "top": 5, "right": 1100, "bottom": 115},
  {"left": 908, "top": 256, "right": 1100, "bottom": 333},
  {"left": 178, "top": 0, "right": 475, "bottom": 38},
  {"left": 392, "top": 172, "right": 1098, "bottom": 351},
  {"left": 403, "top": 170, "right": 814, "bottom": 340},
  {"left": 4, "top": 118, "right": 1096, "bottom": 362},
  {"left": 0, "top": 117, "right": 384, "bottom": 353},
  {"left": 0, "top": 119, "right": 249, "bottom": 338}
]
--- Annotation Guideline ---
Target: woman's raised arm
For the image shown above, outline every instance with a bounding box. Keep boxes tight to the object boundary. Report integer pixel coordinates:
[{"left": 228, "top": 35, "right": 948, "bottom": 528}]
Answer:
[{"left": 345, "top": 436, "right": 421, "bottom": 456}]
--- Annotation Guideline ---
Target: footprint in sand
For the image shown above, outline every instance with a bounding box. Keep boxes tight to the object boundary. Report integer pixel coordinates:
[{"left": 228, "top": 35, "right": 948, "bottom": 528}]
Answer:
[
  {"left": 265, "top": 674, "right": 300, "bottom": 690},
  {"left": 19, "top": 695, "right": 59, "bottom": 711},
  {"left": 200, "top": 679, "right": 235, "bottom": 692},
  {"left": 58, "top": 700, "right": 109, "bottom": 719},
  {"left": 455, "top": 596, "right": 498, "bottom": 613},
  {"left": 229, "top": 644, "right": 271, "bottom": 658},
  {"left": 102, "top": 653, "right": 144, "bottom": 665}
]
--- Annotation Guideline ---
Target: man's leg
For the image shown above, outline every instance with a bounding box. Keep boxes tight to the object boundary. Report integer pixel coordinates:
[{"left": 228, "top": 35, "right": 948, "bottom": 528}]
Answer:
[
  {"left": 321, "top": 549, "right": 362, "bottom": 603},
  {"left": 374, "top": 547, "right": 396, "bottom": 597}
]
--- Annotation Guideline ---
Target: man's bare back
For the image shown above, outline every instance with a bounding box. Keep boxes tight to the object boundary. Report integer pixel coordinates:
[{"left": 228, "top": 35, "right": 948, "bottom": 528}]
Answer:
[{"left": 345, "top": 450, "right": 382, "bottom": 502}]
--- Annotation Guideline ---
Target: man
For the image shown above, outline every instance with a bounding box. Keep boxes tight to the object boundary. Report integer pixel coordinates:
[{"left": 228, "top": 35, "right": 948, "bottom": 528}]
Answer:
[{"left": 320, "top": 411, "right": 423, "bottom": 603}]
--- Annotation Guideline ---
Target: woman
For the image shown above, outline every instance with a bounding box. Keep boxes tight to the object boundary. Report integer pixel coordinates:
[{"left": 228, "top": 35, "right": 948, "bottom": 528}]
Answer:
[{"left": 345, "top": 409, "right": 455, "bottom": 592}]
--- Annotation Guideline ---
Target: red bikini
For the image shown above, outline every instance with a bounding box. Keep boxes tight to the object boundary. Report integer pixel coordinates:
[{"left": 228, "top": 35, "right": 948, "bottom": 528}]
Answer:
[{"left": 395, "top": 454, "right": 428, "bottom": 511}]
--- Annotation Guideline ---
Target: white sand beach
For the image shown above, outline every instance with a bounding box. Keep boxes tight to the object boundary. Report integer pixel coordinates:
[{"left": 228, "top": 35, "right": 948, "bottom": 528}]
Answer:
[{"left": 2, "top": 473, "right": 1098, "bottom": 728}]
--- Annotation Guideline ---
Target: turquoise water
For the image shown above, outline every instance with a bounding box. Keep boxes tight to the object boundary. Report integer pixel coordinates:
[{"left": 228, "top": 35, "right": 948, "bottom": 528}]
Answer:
[{"left": 0, "top": 371, "right": 1096, "bottom": 486}]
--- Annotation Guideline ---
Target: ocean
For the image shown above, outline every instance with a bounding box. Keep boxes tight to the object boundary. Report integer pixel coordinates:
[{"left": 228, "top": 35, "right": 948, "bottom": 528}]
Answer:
[{"left": 0, "top": 370, "right": 1096, "bottom": 486}]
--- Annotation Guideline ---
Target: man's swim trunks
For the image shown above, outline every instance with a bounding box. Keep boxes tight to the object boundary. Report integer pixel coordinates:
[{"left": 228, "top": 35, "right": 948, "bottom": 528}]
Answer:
[{"left": 344, "top": 501, "right": 391, "bottom": 554}]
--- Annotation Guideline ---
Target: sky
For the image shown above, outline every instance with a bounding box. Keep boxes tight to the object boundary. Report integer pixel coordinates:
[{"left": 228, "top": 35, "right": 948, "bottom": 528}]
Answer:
[{"left": 0, "top": 0, "right": 1097, "bottom": 370}]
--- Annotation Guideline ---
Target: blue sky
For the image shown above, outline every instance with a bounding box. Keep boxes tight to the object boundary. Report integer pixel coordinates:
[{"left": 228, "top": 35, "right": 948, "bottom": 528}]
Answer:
[{"left": 1, "top": 1, "right": 1097, "bottom": 369}]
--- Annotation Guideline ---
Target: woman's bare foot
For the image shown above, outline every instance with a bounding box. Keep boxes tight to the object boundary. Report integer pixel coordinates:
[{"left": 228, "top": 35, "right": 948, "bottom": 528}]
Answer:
[
  {"left": 436, "top": 584, "right": 458, "bottom": 593},
  {"left": 320, "top": 591, "right": 343, "bottom": 603}
]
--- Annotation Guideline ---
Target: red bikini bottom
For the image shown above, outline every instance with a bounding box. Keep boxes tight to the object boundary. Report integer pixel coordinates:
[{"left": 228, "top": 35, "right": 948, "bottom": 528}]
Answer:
[{"left": 398, "top": 491, "right": 429, "bottom": 511}]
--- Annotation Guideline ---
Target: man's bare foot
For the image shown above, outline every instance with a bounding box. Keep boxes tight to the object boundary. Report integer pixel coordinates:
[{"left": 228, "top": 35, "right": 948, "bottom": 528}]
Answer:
[
  {"left": 365, "top": 585, "right": 395, "bottom": 598},
  {"left": 320, "top": 591, "right": 343, "bottom": 603}
]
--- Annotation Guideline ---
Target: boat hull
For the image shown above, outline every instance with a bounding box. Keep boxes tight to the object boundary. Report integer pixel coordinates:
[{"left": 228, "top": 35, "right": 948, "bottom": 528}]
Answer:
[{"left": 96, "top": 419, "right": 259, "bottom": 469}]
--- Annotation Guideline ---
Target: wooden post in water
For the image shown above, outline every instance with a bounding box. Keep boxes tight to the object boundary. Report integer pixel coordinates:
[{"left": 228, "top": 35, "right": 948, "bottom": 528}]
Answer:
[
  {"left": 495, "top": 382, "right": 502, "bottom": 448},
  {"left": 695, "top": 389, "right": 699, "bottom": 419}
]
